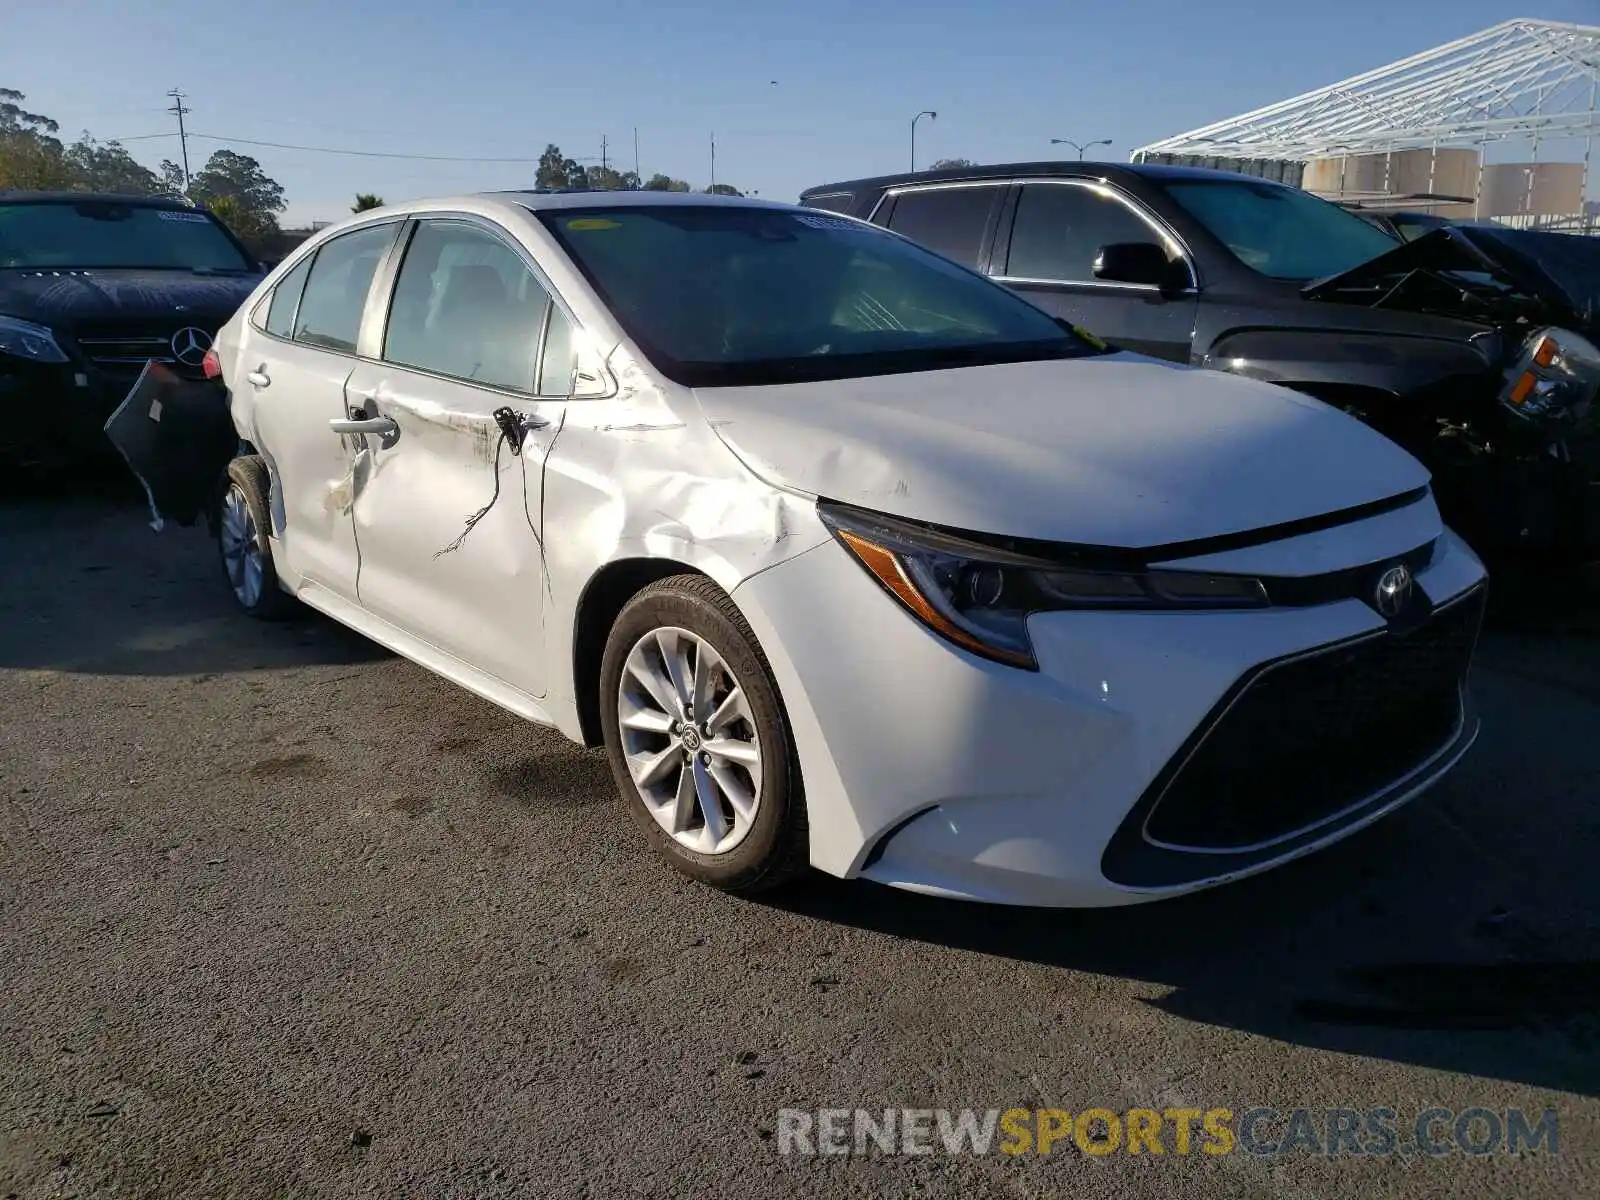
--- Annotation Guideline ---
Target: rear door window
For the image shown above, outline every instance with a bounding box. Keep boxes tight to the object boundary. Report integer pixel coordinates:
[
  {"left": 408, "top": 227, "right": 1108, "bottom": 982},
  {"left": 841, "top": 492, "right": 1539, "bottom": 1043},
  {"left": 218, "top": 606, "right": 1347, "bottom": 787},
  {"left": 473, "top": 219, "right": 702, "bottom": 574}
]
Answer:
[
  {"left": 1004, "top": 184, "right": 1158, "bottom": 282},
  {"left": 881, "top": 186, "right": 1002, "bottom": 269},
  {"left": 292, "top": 223, "right": 399, "bottom": 353}
]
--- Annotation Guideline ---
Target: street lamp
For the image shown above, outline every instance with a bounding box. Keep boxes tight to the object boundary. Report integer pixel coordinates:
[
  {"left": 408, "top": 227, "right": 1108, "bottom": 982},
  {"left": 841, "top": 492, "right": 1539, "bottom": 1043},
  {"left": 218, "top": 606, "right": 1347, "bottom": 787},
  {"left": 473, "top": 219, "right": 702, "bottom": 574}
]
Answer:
[
  {"left": 1051, "top": 137, "right": 1112, "bottom": 162},
  {"left": 911, "top": 110, "right": 937, "bottom": 171}
]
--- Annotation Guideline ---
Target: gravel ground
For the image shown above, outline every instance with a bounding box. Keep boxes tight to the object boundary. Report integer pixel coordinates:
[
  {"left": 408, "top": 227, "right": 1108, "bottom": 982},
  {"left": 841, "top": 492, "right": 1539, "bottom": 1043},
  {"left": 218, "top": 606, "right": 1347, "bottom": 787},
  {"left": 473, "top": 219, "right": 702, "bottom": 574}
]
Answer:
[{"left": 2, "top": 482, "right": 1597, "bottom": 1199}]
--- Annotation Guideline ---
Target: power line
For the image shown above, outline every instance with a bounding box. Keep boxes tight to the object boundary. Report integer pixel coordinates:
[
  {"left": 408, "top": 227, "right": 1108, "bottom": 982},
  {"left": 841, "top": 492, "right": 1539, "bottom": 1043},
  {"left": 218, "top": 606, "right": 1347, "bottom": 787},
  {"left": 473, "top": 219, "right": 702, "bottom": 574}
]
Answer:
[{"left": 183, "top": 132, "right": 549, "bottom": 163}]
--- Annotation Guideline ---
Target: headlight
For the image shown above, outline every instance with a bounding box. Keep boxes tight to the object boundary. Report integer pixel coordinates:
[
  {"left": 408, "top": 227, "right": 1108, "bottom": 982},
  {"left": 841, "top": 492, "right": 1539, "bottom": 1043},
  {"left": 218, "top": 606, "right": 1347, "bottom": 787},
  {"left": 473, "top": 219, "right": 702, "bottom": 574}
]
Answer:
[
  {"left": 819, "top": 502, "right": 1268, "bottom": 670},
  {"left": 1499, "top": 327, "right": 1600, "bottom": 433},
  {"left": 0, "top": 315, "right": 69, "bottom": 364}
]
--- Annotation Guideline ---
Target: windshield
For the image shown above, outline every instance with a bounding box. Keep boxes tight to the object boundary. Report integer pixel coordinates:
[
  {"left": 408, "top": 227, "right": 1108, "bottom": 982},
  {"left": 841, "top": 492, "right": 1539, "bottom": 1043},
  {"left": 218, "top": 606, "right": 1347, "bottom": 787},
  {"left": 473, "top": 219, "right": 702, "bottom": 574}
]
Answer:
[
  {"left": 538, "top": 205, "right": 1101, "bottom": 387},
  {"left": 1163, "top": 180, "right": 1401, "bottom": 281},
  {"left": 0, "top": 200, "right": 256, "bottom": 272}
]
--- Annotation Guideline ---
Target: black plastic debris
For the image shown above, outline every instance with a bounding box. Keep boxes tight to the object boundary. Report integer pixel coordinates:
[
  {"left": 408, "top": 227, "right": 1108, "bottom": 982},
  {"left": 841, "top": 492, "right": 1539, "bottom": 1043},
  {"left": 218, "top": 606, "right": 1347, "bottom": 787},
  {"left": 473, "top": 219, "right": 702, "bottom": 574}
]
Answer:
[{"left": 103, "top": 360, "right": 238, "bottom": 529}]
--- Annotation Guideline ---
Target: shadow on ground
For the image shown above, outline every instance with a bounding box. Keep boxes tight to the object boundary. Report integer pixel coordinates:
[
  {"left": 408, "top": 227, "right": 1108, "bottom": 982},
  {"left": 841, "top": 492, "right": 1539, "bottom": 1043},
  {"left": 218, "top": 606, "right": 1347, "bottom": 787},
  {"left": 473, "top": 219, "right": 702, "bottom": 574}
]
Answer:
[{"left": 0, "top": 472, "right": 387, "bottom": 676}]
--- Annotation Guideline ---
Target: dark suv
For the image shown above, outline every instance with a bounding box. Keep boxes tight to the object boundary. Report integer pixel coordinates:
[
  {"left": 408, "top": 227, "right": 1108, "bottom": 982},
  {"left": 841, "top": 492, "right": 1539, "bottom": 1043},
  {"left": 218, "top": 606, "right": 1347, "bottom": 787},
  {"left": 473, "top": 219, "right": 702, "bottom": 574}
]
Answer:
[
  {"left": 801, "top": 162, "right": 1600, "bottom": 563},
  {"left": 0, "top": 191, "right": 263, "bottom": 471}
]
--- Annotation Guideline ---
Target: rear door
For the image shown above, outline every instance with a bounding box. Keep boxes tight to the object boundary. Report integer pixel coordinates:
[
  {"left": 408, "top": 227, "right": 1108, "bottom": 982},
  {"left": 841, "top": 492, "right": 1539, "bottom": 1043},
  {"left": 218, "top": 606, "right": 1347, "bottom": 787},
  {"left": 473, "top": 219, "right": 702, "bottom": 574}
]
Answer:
[
  {"left": 990, "top": 180, "right": 1199, "bottom": 362},
  {"left": 240, "top": 220, "right": 402, "bottom": 594},
  {"left": 343, "top": 216, "right": 573, "bottom": 699},
  {"left": 872, "top": 183, "right": 1007, "bottom": 272}
]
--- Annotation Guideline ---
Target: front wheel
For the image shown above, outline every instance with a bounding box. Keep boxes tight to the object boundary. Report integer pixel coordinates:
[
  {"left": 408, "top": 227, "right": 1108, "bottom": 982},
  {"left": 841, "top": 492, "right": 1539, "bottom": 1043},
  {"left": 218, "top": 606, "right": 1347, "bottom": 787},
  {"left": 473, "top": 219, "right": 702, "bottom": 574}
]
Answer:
[{"left": 599, "top": 575, "right": 807, "bottom": 894}]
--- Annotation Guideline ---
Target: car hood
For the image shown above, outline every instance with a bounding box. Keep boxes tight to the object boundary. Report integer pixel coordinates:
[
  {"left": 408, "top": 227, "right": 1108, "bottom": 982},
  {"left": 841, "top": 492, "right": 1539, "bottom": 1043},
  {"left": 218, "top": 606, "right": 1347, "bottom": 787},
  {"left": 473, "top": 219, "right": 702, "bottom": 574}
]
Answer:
[
  {"left": 695, "top": 354, "right": 1430, "bottom": 549},
  {"left": 0, "top": 268, "right": 261, "bottom": 335},
  {"left": 1301, "top": 226, "right": 1597, "bottom": 336}
]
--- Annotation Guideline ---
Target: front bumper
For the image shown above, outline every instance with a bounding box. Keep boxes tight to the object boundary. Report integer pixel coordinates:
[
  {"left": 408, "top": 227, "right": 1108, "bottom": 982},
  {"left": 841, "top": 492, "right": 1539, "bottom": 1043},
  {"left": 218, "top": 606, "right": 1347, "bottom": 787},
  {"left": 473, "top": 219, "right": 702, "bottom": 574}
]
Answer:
[{"left": 732, "top": 499, "right": 1488, "bottom": 907}]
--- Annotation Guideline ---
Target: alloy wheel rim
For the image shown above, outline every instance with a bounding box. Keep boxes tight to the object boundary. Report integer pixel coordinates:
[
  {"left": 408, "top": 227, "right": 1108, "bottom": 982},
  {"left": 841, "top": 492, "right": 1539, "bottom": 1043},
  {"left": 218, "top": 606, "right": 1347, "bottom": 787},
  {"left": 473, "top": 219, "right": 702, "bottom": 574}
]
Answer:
[
  {"left": 219, "top": 485, "right": 264, "bottom": 609},
  {"left": 617, "top": 626, "right": 763, "bottom": 855}
]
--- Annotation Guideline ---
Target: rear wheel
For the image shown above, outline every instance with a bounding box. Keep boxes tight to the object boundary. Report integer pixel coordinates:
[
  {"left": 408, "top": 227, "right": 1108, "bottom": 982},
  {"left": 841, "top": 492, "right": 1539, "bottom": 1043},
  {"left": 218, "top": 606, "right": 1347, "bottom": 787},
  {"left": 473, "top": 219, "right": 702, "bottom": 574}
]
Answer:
[
  {"left": 218, "top": 456, "right": 294, "bottom": 620},
  {"left": 599, "top": 575, "right": 807, "bottom": 894}
]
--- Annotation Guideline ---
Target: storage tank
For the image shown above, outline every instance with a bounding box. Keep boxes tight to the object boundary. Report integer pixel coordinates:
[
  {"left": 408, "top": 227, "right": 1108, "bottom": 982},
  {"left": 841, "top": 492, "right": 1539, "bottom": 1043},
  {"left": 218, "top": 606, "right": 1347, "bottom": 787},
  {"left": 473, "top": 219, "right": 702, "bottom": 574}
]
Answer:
[
  {"left": 1479, "top": 162, "right": 1585, "bottom": 217},
  {"left": 1304, "top": 148, "right": 1480, "bottom": 203}
]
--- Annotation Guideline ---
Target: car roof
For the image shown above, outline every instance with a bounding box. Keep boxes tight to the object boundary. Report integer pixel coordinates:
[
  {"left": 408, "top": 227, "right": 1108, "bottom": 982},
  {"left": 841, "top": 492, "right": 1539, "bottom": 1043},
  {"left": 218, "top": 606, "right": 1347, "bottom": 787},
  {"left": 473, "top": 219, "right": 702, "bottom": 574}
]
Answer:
[
  {"left": 0, "top": 190, "right": 200, "bottom": 208},
  {"left": 800, "top": 160, "right": 1280, "bottom": 197},
  {"left": 489, "top": 189, "right": 796, "bottom": 213}
]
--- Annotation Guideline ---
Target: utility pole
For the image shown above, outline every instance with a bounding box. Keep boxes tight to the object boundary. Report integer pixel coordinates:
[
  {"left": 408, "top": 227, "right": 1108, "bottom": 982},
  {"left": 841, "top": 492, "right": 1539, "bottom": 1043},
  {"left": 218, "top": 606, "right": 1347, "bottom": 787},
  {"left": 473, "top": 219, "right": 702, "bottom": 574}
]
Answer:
[
  {"left": 600, "top": 134, "right": 608, "bottom": 173},
  {"left": 166, "top": 88, "right": 192, "bottom": 193},
  {"left": 710, "top": 132, "right": 716, "bottom": 190},
  {"left": 633, "top": 127, "right": 640, "bottom": 181}
]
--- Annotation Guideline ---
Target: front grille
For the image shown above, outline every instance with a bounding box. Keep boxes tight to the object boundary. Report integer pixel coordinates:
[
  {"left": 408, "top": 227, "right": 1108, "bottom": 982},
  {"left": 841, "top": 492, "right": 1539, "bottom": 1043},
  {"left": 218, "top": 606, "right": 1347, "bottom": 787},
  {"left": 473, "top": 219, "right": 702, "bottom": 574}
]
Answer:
[
  {"left": 1141, "top": 586, "right": 1485, "bottom": 853},
  {"left": 76, "top": 334, "right": 175, "bottom": 367},
  {"left": 75, "top": 330, "right": 207, "bottom": 382}
]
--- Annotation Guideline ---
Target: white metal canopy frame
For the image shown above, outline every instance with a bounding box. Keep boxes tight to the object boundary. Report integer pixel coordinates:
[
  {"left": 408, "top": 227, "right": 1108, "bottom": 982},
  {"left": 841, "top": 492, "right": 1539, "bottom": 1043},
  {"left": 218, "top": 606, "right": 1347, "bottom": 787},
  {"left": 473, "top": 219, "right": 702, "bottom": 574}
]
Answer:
[{"left": 1132, "top": 18, "right": 1600, "bottom": 162}]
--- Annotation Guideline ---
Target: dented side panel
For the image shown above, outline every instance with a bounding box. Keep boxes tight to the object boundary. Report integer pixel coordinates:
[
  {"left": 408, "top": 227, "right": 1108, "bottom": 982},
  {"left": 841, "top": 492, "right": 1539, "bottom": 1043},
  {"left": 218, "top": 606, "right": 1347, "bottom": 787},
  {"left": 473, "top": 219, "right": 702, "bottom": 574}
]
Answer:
[
  {"left": 240, "top": 338, "right": 362, "bottom": 595},
  {"left": 539, "top": 350, "right": 830, "bottom": 739},
  {"left": 346, "top": 360, "right": 565, "bottom": 700}
]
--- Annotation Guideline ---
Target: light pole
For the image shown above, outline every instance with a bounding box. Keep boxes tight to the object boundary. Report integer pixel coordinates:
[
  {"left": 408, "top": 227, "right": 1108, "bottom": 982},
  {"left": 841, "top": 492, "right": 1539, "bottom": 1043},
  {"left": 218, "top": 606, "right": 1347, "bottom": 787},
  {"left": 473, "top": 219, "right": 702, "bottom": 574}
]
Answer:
[
  {"left": 911, "top": 110, "right": 937, "bottom": 171},
  {"left": 1050, "top": 137, "right": 1112, "bottom": 162}
]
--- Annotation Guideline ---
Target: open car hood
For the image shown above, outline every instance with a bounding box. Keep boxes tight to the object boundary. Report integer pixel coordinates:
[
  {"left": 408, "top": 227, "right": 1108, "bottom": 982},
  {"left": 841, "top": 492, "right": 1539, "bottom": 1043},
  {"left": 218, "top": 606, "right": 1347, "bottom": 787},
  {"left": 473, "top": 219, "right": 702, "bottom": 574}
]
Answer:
[{"left": 1301, "top": 226, "right": 1598, "bottom": 334}]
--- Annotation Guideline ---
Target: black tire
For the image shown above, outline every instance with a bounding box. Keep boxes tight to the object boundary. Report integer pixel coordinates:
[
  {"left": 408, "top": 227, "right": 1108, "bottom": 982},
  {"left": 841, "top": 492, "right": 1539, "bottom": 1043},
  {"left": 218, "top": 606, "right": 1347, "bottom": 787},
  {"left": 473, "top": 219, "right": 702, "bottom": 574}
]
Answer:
[
  {"left": 217, "top": 455, "right": 295, "bottom": 621},
  {"left": 599, "top": 574, "right": 808, "bottom": 894}
]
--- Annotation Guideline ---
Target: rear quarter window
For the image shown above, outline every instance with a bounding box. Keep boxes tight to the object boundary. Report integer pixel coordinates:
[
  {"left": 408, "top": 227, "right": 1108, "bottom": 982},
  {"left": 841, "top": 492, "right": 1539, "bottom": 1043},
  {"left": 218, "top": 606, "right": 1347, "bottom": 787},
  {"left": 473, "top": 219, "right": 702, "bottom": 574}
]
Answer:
[
  {"left": 801, "top": 192, "right": 856, "bottom": 214},
  {"left": 261, "top": 255, "right": 313, "bottom": 338}
]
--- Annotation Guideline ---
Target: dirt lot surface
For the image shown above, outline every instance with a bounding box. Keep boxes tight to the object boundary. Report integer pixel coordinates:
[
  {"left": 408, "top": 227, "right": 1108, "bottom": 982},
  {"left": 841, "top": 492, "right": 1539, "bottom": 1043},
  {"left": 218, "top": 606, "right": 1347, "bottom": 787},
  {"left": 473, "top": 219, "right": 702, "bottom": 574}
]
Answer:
[{"left": 2, "top": 484, "right": 1597, "bottom": 1198}]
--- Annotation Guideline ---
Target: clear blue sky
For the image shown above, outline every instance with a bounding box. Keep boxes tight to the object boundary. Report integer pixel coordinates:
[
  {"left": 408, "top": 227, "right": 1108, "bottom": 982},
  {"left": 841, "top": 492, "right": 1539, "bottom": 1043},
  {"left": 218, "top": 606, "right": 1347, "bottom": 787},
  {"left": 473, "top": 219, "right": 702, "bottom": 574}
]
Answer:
[{"left": 3, "top": 1, "right": 1595, "bottom": 224}]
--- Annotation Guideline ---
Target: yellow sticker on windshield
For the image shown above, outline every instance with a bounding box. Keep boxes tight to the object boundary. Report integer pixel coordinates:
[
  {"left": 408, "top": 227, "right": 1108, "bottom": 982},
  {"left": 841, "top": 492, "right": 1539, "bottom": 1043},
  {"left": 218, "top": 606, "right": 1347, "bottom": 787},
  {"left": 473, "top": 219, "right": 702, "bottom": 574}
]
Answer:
[
  {"left": 566, "top": 218, "right": 621, "bottom": 231},
  {"left": 1072, "top": 324, "right": 1108, "bottom": 350}
]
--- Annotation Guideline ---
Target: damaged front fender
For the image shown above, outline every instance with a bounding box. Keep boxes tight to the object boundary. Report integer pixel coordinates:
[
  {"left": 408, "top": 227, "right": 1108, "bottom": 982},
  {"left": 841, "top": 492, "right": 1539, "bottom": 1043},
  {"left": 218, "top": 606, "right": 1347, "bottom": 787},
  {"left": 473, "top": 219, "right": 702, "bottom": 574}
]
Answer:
[{"left": 540, "top": 347, "right": 829, "bottom": 741}]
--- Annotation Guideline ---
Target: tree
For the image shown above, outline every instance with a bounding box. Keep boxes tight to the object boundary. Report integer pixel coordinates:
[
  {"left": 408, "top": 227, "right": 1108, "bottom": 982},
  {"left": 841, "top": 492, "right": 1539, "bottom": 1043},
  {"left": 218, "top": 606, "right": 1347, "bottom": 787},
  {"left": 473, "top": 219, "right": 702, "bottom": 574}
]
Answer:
[
  {"left": 642, "top": 173, "right": 691, "bottom": 192},
  {"left": 704, "top": 183, "right": 742, "bottom": 197},
  {"left": 0, "top": 87, "right": 73, "bottom": 190},
  {"left": 585, "top": 165, "right": 627, "bottom": 191},
  {"left": 536, "top": 143, "right": 577, "bottom": 190},
  {"left": 929, "top": 158, "right": 978, "bottom": 170},
  {"left": 352, "top": 193, "right": 385, "bottom": 212},
  {"left": 155, "top": 159, "right": 187, "bottom": 198},
  {"left": 189, "top": 149, "right": 285, "bottom": 235},
  {"left": 64, "top": 134, "right": 161, "bottom": 194}
]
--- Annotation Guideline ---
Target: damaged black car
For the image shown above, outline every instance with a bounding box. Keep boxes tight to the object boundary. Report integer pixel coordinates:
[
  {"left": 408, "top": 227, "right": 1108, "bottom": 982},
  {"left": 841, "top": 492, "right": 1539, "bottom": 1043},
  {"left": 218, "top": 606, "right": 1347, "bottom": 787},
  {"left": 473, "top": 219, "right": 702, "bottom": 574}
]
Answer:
[
  {"left": 0, "top": 191, "right": 263, "bottom": 473},
  {"left": 800, "top": 163, "right": 1600, "bottom": 564}
]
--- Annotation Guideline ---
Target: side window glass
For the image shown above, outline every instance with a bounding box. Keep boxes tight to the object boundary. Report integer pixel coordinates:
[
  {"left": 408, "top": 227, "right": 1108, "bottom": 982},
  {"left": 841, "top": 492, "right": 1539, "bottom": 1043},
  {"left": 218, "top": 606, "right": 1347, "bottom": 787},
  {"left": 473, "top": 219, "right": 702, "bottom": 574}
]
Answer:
[
  {"left": 538, "top": 305, "right": 575, "bottom": 397},
  {"left": 383, "top": 220, "right": 551, "bottom": 392},
  {"left": 292, "top": 223, "right": 397, "bottom": 353},
  {"left": 1005, "top": 185, "right": 1162, "bottom": 282},
  {"left": 883, "top": 187, "right": 1000, "bottom": 269},
  {"left": 803, "top": 193, "right": 854, "bottom": 214},
  {"left": 262, "top": 255, "right": 312, "bottom": 338}
]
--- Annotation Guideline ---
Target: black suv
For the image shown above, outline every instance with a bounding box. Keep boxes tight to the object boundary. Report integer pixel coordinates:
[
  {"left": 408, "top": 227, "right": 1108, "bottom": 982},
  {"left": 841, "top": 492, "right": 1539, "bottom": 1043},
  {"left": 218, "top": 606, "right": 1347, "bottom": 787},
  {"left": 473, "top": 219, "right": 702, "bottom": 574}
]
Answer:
[
  {"left": 801, "top": 162, "right": 1600, "bottom": 563},
  {"left": 0, "top": 191, "right": 263, "bottom": 471}
]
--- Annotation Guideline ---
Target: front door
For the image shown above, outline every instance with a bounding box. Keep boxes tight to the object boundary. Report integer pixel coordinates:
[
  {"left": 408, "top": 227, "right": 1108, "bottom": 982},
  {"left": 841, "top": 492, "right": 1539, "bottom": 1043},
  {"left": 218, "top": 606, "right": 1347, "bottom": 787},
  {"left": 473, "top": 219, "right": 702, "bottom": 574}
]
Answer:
[
  {"left": 243, "top": 221, "right": 402, "bottom": 594},
  {"left": 991, "top": 181, "right": 1199, "bottom": 363},
  {"left": 345, "top": 217, "right": 576, "bottom": 699}
]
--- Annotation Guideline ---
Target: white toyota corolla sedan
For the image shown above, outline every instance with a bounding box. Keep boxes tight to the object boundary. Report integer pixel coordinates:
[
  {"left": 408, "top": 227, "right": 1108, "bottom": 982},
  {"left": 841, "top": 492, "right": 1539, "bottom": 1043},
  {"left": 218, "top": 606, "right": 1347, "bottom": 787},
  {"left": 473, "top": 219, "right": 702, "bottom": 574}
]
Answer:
[{"left": 207, "top": 190, "right": 1487, "bottom": 906}]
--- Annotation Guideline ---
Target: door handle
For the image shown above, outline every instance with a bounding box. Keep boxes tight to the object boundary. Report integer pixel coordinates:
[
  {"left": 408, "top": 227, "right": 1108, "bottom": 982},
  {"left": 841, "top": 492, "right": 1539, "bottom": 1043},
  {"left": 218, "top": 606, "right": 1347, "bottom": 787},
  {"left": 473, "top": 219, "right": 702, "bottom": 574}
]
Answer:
[
  {"left": 329, "top": 416, "right": 398, "bottom": 435},
  {"left": 246, "top": 369, "right": 270, "bottom": 388}
]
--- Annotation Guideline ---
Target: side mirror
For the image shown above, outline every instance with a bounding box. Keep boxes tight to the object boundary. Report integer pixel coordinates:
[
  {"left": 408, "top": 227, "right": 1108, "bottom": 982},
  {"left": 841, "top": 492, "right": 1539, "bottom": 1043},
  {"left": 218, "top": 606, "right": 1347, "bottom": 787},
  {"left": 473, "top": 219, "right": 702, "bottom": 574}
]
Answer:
[{"left": 1093, "top": 242, "right": 1181, "bottom": 289}]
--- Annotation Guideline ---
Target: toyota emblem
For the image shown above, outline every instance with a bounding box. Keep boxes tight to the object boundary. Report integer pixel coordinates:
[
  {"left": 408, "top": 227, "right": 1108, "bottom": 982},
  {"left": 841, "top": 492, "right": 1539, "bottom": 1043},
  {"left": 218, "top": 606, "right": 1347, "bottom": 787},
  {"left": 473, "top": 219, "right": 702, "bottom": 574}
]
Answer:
[
  {"left": 170, "top": 326, "right": 213, "bottom": 367},
  {"left": 1373, "top": 564, "right": 1413, "bottom": 618}
]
